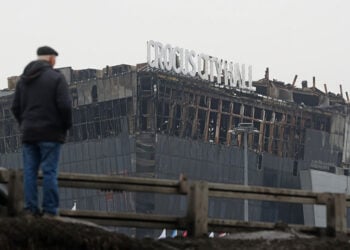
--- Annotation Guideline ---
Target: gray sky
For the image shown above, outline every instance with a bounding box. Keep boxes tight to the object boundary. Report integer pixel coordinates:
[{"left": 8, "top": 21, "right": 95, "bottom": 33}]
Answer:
[{"left": 1, "top": 0, "right": 349, "bottom": 94}]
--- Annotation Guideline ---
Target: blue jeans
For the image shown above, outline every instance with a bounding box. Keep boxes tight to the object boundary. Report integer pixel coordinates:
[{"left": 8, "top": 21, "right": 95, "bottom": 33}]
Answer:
[{"left": 22, "top": 142, "right": 61, "bottom": 215}]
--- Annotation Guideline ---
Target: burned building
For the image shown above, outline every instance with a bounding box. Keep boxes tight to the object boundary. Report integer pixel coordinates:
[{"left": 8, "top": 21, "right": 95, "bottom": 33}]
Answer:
[{"left": 1, "top": 48, "right": 349, "bottom": 235}]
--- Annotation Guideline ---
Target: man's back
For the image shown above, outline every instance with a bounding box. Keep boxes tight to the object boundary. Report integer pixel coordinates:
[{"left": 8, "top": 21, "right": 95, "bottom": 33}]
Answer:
[{"left": 12, "top": 60, "right": 72, "bottom": 143}]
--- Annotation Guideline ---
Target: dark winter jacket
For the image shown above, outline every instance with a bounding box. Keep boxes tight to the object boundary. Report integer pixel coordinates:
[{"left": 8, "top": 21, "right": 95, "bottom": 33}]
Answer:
[{"left": 11, "top": 60, "right": 72, "bottom": 143}]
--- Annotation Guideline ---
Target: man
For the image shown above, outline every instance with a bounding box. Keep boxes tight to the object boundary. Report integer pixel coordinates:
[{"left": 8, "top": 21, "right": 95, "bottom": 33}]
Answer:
[{"left": 11, "top": 46, "right": 72, "bottom": 217}]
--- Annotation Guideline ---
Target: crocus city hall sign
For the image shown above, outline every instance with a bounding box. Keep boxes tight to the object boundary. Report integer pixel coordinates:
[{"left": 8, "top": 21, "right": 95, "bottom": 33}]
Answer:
[{"left": 147, "top": 40, "right": 255, "bottom": 91}]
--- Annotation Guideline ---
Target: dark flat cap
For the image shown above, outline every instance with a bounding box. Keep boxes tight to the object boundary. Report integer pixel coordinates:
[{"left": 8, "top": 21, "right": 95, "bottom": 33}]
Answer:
[{"left": 37, "top": 46, "right": 59, "bottom": 56}]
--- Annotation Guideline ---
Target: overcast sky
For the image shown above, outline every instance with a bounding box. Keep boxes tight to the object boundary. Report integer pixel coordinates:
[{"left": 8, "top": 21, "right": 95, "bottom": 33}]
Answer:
[{"left": 1, "top": 0, "right": 349, "bottom": 94}]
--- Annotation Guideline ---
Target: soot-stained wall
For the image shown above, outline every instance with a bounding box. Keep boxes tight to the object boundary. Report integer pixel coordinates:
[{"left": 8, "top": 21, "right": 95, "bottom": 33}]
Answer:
[{"left": 154, "top": 134, "right": 304, "bottom": 224}]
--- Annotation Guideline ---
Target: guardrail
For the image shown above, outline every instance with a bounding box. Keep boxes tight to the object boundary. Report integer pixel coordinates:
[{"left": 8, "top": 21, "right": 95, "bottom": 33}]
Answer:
[{"left": 0, "top": 168, "right": 348, "bottom": 237}]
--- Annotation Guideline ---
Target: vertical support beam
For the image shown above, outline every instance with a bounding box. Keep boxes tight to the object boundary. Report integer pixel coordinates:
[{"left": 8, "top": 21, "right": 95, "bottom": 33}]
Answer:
[
  {"left": 132, "top": 72, "right": 139, "bottom": 133},
  {"left": 237, "top": 104, "right": 245, "bottom": 146},
  {"left": 277, "top": 114, "right": 286, "bottom": 157},
  {"left": 179, "top": 93, "right": 189, "bottom": 137},
  {"left": 214, "top": 99, "right": 222, "bottom": 144},
  {"left": 167, "top": 89, "right": 175, "bottom": 134},
  {"left": 240, "top": 104, "right": 245, "bottom": 123},
  {"left": 237, "top": 134, "right": 242, "bottom": 147},
  {"left": 203, "top": 97, "right": 211, "bottom": 142},
  {"left": 191, "top": 95, "right": 200, "bottom": 138},
  {"left": 139, "top": 75, "right": 156, "bottom": 131},
  {"left": 147, "top": 98, "right": 154, "bottom": 130},
  {"left": 226, "top": 102, "right": 234, "bottom": 146},
  {"left": 7, "top": 170, "right": 23, "bottom": 216},
  {"left": 268, "top": 112, "right": 276, "bottom": 153},
  {"left": 288, "top": 115, "right": 296, "bottom": 158},
  {"left": 298, "top": 114, "right": 306, "bottom": 159},
  {"left": 243, "top": 132, "right": 249, "bottom": 222},
  {"left": 258, "top": 109, "right": 266, "bottom": 152},
  {"left": 168, "top": 103, "right": 176, "bottom": 133},
  {"left": 136, "top": 76, "right": 141, "bottom": 131},
  {"left": 326, "top": 193, "right": 347, "bottom": 237},
  {"left": 187, "top": 181, "right": 208, "bottom": 237},
  {"left": 248, "top": 107, "right": 255, "bottom": 146}
]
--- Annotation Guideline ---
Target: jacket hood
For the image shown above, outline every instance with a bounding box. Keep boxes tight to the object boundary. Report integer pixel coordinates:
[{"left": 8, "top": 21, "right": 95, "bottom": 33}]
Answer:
[{"left": 21, "top": 60, "right": 52, "bottom": 83}]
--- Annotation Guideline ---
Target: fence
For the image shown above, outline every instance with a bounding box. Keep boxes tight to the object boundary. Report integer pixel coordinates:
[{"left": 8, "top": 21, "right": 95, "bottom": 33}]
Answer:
[{"left": 0, "top": 168, "right": 349, "bottom": 237}]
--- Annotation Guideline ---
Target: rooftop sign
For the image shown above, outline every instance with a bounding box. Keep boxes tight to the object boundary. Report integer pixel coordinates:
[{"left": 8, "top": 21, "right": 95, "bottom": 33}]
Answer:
[{"left": 147, "top": 40, "right": 255, "bottom": 91}]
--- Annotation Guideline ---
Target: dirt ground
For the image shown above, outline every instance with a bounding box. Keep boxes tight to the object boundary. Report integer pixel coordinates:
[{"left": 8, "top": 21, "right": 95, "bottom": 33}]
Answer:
[{"left": 0, "top": 217, "right": 349, "bottom": 250}]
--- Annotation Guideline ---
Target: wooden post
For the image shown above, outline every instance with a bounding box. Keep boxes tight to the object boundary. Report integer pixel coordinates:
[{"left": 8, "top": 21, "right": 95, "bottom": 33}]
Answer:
[
  {"left": 187, "top": 181, "right": 208, "bottom": 237},
  {"left": 325, "top": 193, "right": 347, "bottom": 237},
  {"left": 7, "top": 170, "right": 23, "bottom": 216},
  {"left": 178, "top": 174, "right": 189, "bottom": 194}
]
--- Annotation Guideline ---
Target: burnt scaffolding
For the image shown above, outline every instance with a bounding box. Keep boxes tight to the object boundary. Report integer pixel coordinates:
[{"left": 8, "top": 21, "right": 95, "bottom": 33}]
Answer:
[
  {"left": 0, "top": 97, "right": 134, "bottom": 154},
  {"left": 69, "top": 97, "right": 133, "bottom": 142},
  {"left": 0, "top": 67, "right": 336, "bottom": 161},
  {"left": 137, "top": 70, "right": 333, "bottom": 161}
]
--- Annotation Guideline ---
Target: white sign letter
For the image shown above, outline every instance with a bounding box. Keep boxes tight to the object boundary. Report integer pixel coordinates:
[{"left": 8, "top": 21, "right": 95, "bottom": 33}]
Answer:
[
  {"left": 209, "top": 57, "right": 217, "bottom": 82},
  {"left": 187, "top": 50, "right": 196, "bottom": 77},
  {"left": 248, "top": 65, "right": 255, "bottom": 90},
  {"left": 198, "top": 53, "right": 209, "bottom": 80},
  {"left": 163, "top": 44, "right": 173, "bottom": 71},
  {"left": 147, "top": 40, "right": 157, "bottom": 68},
  {"left": 215, "top": 59, "right": 224, "bottom": 84},
  {"left": 241, "top": 64, "right": 246, "bottom": 88},
  {"left": 172, "top": 46, "right": 182, "bottom": 74},
  {"left": 155, "top": 42, "right": 164, "bottom": 69}
]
